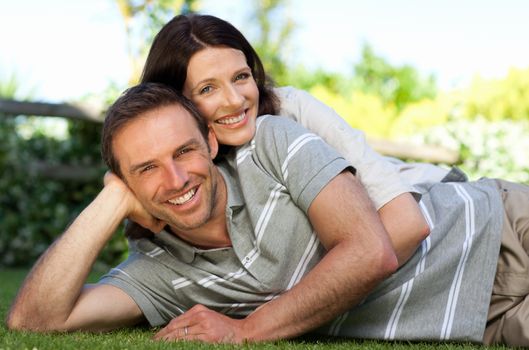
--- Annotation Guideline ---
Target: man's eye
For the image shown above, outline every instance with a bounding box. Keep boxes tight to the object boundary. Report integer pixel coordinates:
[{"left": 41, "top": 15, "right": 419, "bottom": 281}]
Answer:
[
  {"left": 178, "top": 148, "right": 191, "bottom": 156},
  {"left": 141, "top": 165, "right": 155, "bottom": 173}
]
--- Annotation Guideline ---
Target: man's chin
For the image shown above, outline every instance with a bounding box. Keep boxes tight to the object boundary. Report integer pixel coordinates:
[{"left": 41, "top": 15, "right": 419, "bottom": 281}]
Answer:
[{"left": 163, "top": 216, "right": 210, "bottom": 234}]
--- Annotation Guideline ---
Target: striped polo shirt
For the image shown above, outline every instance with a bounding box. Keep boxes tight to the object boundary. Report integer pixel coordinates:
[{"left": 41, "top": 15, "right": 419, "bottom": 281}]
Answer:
[
  {"left": 100, "top": 115, "right": 504, "bottom": 343},
  {"left": 100, "top": 115, "right": 351, "bottom": 326},
  {"left": 314, "top": 179, "right": 503, "bottom": 343}
]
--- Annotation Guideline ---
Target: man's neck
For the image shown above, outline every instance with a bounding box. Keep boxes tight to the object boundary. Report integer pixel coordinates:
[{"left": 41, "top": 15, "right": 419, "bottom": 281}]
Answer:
[{"left": 167, "top": 216, "right": 231, "bottom": 250}]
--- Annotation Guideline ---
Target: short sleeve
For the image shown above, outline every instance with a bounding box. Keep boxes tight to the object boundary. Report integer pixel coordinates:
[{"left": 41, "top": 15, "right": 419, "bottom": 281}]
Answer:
[
  {"left": 251, "top": 115, "right": 352, "bottom": 212},
  {"left": 276, "top": 86, "right": 418, "bottom": 209},
  {"left": 98, "top": 251, "right": 184, "bottom": 327}
]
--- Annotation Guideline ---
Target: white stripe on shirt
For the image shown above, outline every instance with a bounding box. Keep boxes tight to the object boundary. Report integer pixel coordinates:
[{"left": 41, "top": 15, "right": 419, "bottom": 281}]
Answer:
[
  {"left": 282, "top": 134, "right": 321, "bottom": 180},
  {"left": 384, "top": 201, "right": 433, "bottom": 339},
  {"left": 236, "top": 140, "right": 255, "bottom": 165},
  {"left": 441, "top": 184, "right": 476, "bottom": 340},
  {"left": 172, "top": 277, "right": 193, "bottom": 290},
  {"left": 146, "top": 247, "right": 164, "bottom": 258},
  {"left": 286, "top": 232, "right": 320, "bottom": 290}
]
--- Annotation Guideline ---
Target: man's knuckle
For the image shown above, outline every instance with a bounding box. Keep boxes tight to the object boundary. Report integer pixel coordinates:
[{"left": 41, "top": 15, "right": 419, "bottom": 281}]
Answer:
[{"left": 194, "top": 304, "right": 207, "bottom": 312}]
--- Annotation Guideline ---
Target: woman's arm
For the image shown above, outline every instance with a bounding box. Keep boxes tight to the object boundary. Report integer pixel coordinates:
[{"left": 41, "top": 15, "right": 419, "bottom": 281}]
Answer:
[
  {"left": 276, "top": 86, "right": 411, "bottom": 210},
  {"left": 378, "top": 192, "right": 430, "bottom": 265},
  {"left": 277, "top": 87, "right": 429, "bottom": 265}
]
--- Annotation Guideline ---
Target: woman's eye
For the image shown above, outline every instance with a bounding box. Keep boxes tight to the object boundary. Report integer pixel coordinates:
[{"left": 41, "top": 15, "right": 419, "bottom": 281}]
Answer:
[
  {"left": 235, "top": 72, "right": 250, "bottom": 81},
  {"left": 199, "top": 85, "right": 212, "bottom": 94}
]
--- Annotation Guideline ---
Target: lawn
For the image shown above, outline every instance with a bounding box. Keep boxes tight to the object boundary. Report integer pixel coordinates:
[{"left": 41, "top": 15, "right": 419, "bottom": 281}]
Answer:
[{"left": 0, "top": 268, "right": 514, "bottom": 350}]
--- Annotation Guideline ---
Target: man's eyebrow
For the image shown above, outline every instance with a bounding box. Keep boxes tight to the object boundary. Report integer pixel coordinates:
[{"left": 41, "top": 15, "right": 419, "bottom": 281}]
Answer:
[
  {"left": 128, "top": 138, "right": 205, "bottom": 175},
  {"left": 129, "top": 160, "right": 154, "bottom": 175}
]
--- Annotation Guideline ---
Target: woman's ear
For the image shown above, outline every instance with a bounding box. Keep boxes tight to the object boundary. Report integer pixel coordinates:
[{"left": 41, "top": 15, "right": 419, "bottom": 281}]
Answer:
[{"left": 207, "top": 127, "right": 219, "bottom": 159}]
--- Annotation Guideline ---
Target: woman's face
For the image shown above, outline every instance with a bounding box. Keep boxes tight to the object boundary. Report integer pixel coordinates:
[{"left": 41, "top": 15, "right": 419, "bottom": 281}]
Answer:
[{"left": 183, "top": 47, "right": 260, "bottom": 146}]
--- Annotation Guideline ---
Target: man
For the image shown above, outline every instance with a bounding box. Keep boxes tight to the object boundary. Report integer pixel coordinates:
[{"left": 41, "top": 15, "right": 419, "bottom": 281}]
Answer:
[
  {"left": 6, "top": 83, "right": 529, "bottom": 346},
  {"left": 6, "top": 83, "right": 400, "bottom": 342}
]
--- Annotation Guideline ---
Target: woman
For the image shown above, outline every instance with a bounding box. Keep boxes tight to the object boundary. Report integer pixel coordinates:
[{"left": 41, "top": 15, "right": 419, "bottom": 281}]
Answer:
[{"left": 140, "top": 13, "right": 429, "bottom": 265}]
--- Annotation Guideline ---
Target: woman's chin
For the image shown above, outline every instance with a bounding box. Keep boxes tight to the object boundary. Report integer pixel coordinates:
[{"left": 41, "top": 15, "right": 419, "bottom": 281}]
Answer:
[{"left": 217, "top": 129, "right": 255, "bottom": 146}]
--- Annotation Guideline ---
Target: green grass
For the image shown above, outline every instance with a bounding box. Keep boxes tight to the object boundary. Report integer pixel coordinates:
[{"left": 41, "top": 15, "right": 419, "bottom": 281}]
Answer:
[{"left": 0, "top": 268, "right": 515, "bottom": 350}]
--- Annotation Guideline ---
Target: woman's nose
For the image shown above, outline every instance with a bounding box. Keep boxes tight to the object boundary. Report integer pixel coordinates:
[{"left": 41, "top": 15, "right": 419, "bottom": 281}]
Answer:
[{"left": 223, "top": 85, "right": 244, "bottom": 108}]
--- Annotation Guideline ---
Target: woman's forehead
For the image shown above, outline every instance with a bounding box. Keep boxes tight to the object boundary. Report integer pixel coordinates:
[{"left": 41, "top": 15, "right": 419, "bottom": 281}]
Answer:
[{"left": 187, "top": 47, "right": 248, "bottom": 76}]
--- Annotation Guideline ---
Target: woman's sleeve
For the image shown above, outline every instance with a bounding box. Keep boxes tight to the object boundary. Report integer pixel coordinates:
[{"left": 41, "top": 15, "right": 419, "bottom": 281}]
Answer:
[{"left": 276, "top": 86, "right": 418, "bottom": 209}]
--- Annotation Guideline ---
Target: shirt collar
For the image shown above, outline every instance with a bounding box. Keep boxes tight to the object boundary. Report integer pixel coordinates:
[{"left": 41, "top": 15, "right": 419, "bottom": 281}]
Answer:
[
  {"left": 218, "top": 161, "right": 244, "bottom": 210},
  {"left": 153, "top": 230, "right": 197, "bottom": 264}
]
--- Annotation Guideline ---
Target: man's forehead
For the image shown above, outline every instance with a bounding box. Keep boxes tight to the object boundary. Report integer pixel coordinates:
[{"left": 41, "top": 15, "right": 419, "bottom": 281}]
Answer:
[
  {"left": 113, "top": 104, "right": 203, "bottom": 162},
  {"left": 119, "top": 104, "right": 198, "bottom": 138}
]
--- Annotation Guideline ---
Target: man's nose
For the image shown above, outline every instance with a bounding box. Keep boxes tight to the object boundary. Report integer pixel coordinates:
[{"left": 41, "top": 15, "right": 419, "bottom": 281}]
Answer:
[{"left": 162, "top": 163, "right": 189, "bottom": 190}]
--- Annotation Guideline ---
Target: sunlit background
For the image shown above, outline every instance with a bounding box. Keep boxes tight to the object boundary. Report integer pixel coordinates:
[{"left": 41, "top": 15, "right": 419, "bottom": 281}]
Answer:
[
  {"left": 2, "top": 0, "right": 529, "bottom": 100},
  {"left": 1, "top": 0, "right": 529, "bottom": 267}
]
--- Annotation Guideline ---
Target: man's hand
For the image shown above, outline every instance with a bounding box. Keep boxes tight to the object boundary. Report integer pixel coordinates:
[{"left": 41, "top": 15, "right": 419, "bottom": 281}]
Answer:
[
  {"left": 153, "top": 305, "right": 245, "bottom": 344},
  {"left": 103, "top": 171, "right": 166, "bottom": 234},
  {"left": 215, "top": 171, "right": 398, "bottom": 343}
]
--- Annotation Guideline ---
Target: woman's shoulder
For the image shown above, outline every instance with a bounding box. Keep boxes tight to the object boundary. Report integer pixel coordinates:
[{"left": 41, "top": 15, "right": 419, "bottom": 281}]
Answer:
[
  {"left": 274, "top": 86, "right": 314, "bottom": 117},
  {"left": 274, "top": 86, "right": 305, "bottom": 101}
]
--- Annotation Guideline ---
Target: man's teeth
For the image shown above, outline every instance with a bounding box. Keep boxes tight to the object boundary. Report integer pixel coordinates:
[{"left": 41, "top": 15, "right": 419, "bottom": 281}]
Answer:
[
  {"left": 168, "top": 188, "right": 196, "bottom": 205},
  {"left": 217, "top": 113, "right": 245, "bottom": 125}
]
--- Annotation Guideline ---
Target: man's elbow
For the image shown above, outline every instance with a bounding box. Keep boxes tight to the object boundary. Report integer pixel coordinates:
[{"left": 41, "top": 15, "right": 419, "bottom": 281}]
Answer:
[
  {"left": 6, "top": 309, "right": 62, "bottom": 332},
  {"left": 5, "top": 311, "right": 34, "bottom": 332},
  {"left": 7, "top": 314, "right": 39, "bottom": 332},
  {"left": 5, "top": 312, "right": 20, "bottom": 331}
]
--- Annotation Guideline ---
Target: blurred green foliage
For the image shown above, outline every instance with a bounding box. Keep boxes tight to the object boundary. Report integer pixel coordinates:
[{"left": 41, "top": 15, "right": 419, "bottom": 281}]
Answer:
[
  {"left": 353, "top": 44, "right": 437, "bottom": 110},
  {"left": 305, "top": 46, "right": 529, "bottom": 187},
  {"left": 0, "top": 1, "right": 192, "bottom": 268},
  {"left": 250, "top": 0, "right": 294, "bottom": 86},
  {"left": 1, "top": 0, "right": 528, "bottom": 269},
  {"left": 117, "top": 0, "right": 200, "bottom": 83},
  {"left": 462, "top": 67, "right": 529, "bottom": 121},
  {"left": 0, "top": 110, "right": 127, "bottom": 268}
]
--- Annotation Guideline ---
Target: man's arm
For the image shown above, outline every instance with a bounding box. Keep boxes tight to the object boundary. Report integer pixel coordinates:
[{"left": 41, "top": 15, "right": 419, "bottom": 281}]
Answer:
[
  {"left": 154, "top": 171, "right": 398, "bottom": 343},
  {"left": 6, "top": 176, "right": 162, "bottom": 332}
]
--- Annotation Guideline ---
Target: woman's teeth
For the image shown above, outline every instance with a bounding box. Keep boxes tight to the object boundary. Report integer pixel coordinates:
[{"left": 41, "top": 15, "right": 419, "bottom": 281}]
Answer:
[
  {"left": 217, "top": 113, "right": 245, "bottom": 125},
  {"left": 168, "top": 188, "right": 197, "bottom": 205}
]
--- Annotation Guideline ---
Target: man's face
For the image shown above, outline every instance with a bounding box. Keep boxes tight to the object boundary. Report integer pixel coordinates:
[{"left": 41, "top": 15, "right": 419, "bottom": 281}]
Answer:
[{"left": 113, "top": 104, "right": 223, "bottom": 233}]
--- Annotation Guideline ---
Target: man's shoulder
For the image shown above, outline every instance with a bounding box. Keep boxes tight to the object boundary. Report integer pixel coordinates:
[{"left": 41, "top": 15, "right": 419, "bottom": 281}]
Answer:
[
  {"left": 245, "top": 115, "right": 345, "bottom": 175},
  {"left": 254, "top": 114, "right": 311, "bottom": 142},
  {"left": 256, "top": 114, "right": 298, "bottom": 128}
]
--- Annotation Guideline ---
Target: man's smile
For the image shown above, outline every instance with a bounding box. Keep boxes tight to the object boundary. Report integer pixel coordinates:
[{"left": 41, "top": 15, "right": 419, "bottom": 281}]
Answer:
[{"left": 167, "top": 187, "right": 198, "bottom": 205}]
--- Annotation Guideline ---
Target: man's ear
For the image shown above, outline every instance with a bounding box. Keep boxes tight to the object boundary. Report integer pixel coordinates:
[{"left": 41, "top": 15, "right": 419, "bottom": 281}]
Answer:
[{"left": 207, "top": 127, "right": 219, "bottom": 159}]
